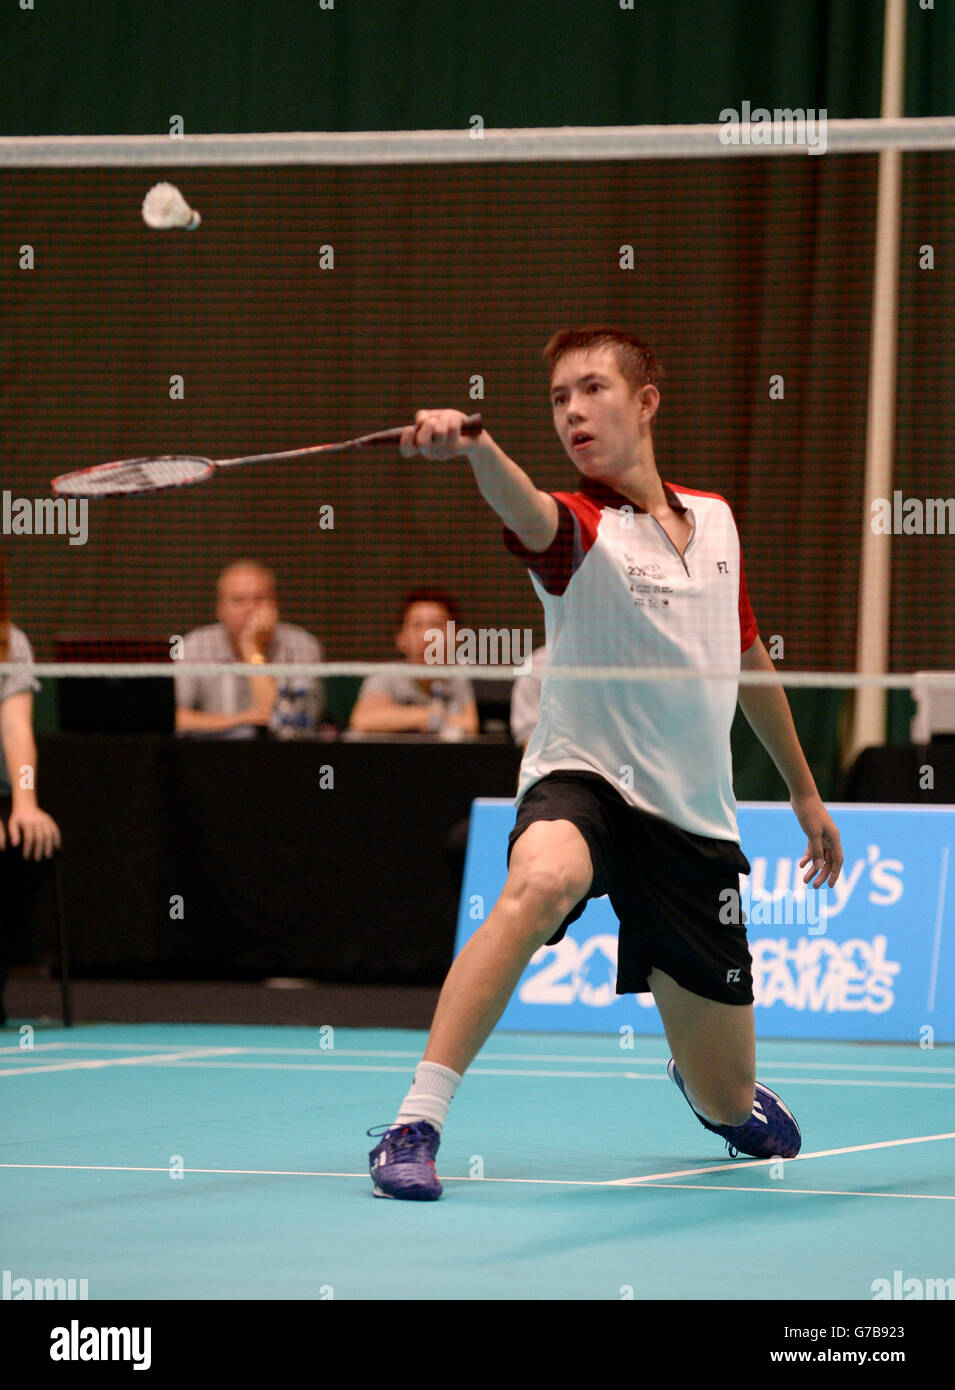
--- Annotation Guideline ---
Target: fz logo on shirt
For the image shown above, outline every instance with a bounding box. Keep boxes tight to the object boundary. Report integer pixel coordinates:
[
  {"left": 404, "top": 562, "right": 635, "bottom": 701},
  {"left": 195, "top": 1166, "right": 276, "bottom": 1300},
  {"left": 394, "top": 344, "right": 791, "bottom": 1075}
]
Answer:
[{"left": 716, "top": 561, "right": 729, "bottom": 574}]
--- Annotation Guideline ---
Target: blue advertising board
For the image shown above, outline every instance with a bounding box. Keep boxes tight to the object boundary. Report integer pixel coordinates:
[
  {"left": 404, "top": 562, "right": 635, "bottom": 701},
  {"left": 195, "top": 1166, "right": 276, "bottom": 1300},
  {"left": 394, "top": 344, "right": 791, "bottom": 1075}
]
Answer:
[{"left": 454, "top": 801, "right": 954, "bottom": 1042}]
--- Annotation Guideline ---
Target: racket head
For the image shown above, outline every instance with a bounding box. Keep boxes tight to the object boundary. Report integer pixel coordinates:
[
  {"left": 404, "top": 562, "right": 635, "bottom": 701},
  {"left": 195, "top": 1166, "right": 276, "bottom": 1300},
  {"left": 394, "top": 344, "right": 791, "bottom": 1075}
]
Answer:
[{"left": 51, "top": 455, "right": 215, "bottom": 498}]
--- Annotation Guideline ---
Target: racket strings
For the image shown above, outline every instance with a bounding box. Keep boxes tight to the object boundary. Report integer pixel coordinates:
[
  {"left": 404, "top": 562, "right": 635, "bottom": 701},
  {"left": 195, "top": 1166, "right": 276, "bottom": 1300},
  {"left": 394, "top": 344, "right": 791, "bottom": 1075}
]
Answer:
[{"left": 53, "top": 456, "right": 212, "bottom": 497}]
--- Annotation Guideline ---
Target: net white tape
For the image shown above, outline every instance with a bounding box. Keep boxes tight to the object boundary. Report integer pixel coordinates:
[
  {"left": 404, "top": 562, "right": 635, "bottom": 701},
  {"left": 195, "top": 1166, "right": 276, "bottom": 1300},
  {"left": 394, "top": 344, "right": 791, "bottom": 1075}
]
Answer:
[
  {"left": 2, "top": 663, "right": 954, "bottom": 690},
  {"left": 1, "top": 118, "right": 954, "bottom": 168}
]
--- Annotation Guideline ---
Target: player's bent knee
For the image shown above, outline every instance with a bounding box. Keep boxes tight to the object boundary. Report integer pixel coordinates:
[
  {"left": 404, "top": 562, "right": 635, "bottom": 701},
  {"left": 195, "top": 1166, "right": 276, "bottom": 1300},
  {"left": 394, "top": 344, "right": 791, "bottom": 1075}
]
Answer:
[{"left": 502, "top": 862, "right": 590, "bottom": 934}]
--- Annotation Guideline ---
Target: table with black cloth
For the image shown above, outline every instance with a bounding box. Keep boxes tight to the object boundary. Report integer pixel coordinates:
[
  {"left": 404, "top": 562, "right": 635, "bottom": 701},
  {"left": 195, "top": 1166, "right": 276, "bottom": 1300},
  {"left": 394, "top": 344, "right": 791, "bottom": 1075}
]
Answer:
[
  {"left": 33, "top": 734, "right": 522, "bottom": 984},
  {"left": 836, "top": 742, "right": 955, "bottom": 802}
]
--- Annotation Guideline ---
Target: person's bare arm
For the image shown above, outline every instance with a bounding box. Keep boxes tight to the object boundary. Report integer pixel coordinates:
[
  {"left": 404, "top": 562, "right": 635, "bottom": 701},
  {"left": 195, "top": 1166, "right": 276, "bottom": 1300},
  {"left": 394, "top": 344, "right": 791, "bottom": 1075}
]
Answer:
[
  {"left": 0, "top": 691, "right": 61, "bottom": 860},
  {"left": 400, "top": 411, "right": 558, "bottom": 552},
  {"left": 349, "top": 694, "right": 432, "bottom": 733},
  {"left": 236, "top": 602, "right": 279, "bottom": 712},
  {"left": 175, "top": 706, "right": 272, "bottom": 732},
  {"left": 737, "top": 636, "right": 843, "bottom": 888}
]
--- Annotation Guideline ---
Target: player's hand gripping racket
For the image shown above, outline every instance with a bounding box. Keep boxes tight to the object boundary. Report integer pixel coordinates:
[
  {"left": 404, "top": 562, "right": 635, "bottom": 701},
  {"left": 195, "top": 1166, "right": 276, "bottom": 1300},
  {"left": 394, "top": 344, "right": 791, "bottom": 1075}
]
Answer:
[{"left": 50, "top": 413, "right": 484, "bottom": 498}]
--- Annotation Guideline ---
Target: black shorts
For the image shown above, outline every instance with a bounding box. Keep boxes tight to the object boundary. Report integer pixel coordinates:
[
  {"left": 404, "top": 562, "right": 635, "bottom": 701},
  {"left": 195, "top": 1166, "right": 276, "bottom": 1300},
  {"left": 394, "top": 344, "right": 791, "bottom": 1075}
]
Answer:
[{"left": 506, "top": 771, "right": 754, "bottom": 1005}]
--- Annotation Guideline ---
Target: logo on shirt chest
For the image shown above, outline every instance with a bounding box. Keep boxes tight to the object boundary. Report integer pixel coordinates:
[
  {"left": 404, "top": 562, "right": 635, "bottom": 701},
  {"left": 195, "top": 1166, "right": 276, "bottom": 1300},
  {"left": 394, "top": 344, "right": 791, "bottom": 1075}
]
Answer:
[
  {"left": 623, "top": 552, "right": 673, "bottom": 607},
  {"left": 625, "top": 559, "right": 666, "bottom": 580}
]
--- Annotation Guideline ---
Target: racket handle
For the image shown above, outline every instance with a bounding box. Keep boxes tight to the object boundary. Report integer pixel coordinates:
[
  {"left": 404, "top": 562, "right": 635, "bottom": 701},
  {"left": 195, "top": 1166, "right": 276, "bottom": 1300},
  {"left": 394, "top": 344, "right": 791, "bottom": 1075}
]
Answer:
[{"left": 361, "top": 413, "right": 484, "bottom": 446}]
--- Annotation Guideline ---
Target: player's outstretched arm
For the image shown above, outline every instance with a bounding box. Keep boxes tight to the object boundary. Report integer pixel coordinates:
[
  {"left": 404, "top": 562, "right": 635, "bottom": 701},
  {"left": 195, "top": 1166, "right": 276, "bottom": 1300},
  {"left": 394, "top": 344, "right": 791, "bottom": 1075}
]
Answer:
[
  {"left": 400, "top": 410, "right": 557, "bottom": 552},
  {"left": 738, "top": 636, "right": 843, "bottom": 888}
]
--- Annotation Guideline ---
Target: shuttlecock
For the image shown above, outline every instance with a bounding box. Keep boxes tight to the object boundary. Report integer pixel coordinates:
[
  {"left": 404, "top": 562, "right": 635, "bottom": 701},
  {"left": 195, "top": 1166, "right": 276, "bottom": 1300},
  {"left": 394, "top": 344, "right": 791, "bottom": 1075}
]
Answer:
[{"left": 142, "top": 182, "right": 201, "bottom": 230}]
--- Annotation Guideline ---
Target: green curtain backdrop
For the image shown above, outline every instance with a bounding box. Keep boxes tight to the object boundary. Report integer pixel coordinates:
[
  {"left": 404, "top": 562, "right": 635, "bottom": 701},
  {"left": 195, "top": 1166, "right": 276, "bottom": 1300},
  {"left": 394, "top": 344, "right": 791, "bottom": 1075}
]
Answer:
[{"left": 1, "top": 1, "right": 893, "bottom": 136}]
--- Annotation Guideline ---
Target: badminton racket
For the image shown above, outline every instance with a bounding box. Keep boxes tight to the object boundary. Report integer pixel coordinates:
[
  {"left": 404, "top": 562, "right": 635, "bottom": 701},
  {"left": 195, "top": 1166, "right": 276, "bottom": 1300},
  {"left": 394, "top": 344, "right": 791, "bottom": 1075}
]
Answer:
[{"left": 50, "top": 413, "right": 484, "bottom": 499}]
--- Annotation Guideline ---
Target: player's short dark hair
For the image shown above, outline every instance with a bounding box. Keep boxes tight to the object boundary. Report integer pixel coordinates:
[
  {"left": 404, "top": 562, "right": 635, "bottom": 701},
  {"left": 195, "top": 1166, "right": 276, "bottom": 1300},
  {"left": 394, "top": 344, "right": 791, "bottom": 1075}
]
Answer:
[
  {"left": 401, "top": 588, "right": 460, "bottom": 624},
  {"left": 543, "top": 326, "right": 665, "bottom": 393}
]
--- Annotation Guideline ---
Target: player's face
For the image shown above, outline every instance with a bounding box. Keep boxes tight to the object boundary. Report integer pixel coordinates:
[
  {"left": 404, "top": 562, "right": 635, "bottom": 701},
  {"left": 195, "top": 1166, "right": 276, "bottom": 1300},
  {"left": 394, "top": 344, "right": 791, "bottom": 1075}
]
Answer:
[
  {"left": 397, "top": 602, "right": 453, "bottom": 662},
  {"left": 217, "top": 569, "right": 277, "bottom": 639},
  {"left": 550, "top": 347, "right": 649, "bottom": 475}
]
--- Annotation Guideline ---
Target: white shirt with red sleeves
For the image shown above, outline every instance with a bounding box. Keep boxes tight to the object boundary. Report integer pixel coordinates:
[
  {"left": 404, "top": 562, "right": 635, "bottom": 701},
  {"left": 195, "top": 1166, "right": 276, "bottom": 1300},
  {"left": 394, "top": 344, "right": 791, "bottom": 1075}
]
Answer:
[{"left": 503, "top": 475, "right": 759, "bottom": 843}]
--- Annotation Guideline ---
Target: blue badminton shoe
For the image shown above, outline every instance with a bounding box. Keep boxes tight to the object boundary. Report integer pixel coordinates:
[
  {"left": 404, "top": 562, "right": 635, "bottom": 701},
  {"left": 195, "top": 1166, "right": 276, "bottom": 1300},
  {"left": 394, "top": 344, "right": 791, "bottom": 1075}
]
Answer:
[
  {"left": 667, "top": 1058, "right": 801, "bottom": 1159},
  {"left": 367, "top": 1120, "right": 443, "bottom": 1200}
]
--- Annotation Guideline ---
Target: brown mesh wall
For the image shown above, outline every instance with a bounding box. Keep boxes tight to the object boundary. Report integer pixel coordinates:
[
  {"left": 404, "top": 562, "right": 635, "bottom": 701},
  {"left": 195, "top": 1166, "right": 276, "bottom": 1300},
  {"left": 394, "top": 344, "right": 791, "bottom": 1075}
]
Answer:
[
  {"left": 1, "top": 155, "right": 944, "bottom": 673},
  {"left": 893, "top": 151, "right": 955, "bottom": 673}
]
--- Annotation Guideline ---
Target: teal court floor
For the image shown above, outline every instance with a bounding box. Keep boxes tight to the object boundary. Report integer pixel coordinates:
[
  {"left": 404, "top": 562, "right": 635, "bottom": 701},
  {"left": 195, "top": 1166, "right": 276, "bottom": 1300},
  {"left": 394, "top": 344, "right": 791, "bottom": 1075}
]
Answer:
[{"left": 1, "top": 1023, "right": 953, "bottom": 1300}]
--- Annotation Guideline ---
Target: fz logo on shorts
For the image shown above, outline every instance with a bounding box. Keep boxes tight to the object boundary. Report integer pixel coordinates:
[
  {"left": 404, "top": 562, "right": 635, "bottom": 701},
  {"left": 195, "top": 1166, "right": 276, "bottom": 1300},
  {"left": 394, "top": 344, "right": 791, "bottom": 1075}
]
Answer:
[{"left": 726, "top": 968, "right": 741, "bottom": 982}]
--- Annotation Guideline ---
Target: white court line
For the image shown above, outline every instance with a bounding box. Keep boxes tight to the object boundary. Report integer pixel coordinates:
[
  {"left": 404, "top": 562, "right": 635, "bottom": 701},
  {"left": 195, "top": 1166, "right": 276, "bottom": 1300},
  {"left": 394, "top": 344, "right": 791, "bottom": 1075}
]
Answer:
[
  {"left": 6, "top": 1055, "right": 955, "bottom": 1087},
  {"left": 3, "top": 1041, "right": 951, "bottom": 1074},
  {"left": 43, "top": 1058, "right": 955, "bottom": 1089},
  {"left": 473, "top": 1057, "right": 955, "bottom": 1074},
  {"left": 2, "top": 1060, "right": 651, "bottom": 1081},
  {"left": 602, "top": 1130, "right": 955, "bottom": 1185},
  {"left": 0, "top": 1047, "right": 244, "bottom": 1077},
  {"left": 928, "top": 844, "right": 948, "bottom": 1013},
  {"left": 615, "top": 1182, "right": 955, "bottom": 1201},
  {"left": 28, "top": 1058, "right": 955, "bottom": 1089},
  {"left": 0, "top": 1161, "right": 952, "bottom": 1202},
  {"left": 3, "top": 1045, "right": 950, "bottom": 1073}
]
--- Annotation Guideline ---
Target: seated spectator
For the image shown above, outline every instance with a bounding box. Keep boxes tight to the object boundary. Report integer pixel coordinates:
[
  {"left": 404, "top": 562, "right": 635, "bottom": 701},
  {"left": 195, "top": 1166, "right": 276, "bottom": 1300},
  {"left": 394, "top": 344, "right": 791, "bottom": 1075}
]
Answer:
[
  {"left": 0, "top": 552, "right": 62, "bottom": 1025},
  {"left": 175, "top": 560, "right": 324, "bottom": 737},
  {"left": 510, "top": 643, "right": 548, "bottom": 750},
  {"left": 350, "top": 589, "right": 479, "bottom": 736}
]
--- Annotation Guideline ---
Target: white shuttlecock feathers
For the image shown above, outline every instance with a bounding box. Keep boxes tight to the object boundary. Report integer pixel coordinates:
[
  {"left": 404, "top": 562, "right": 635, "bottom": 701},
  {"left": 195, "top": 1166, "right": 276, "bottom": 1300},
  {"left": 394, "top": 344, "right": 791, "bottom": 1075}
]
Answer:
[{"left": 141, "top": 182, "right": 201, "bottom": 230}]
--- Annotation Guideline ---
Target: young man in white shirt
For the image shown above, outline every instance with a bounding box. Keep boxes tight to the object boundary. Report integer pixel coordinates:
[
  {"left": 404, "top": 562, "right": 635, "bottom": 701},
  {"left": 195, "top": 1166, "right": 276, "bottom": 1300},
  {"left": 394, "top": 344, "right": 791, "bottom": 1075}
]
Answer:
[{"left": 368, "top": 326, "right": 843, "bottom": 1200}]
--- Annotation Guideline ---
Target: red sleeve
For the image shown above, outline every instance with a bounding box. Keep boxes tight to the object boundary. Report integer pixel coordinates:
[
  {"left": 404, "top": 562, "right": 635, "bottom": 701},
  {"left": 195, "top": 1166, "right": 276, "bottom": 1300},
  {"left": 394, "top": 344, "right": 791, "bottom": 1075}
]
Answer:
[
  {"left": 738, "top": 549, "right": 759, "bottom": 653},
  {"left": 502, "top": 491, "right": 601, "bottom": 597}
]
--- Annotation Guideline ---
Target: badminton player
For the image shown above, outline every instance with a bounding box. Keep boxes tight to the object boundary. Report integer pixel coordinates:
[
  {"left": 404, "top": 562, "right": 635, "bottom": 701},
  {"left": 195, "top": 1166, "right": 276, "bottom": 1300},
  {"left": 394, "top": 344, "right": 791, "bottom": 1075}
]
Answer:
[{"left": 368, "top": 326, "right": 843, "bottom": 1200}]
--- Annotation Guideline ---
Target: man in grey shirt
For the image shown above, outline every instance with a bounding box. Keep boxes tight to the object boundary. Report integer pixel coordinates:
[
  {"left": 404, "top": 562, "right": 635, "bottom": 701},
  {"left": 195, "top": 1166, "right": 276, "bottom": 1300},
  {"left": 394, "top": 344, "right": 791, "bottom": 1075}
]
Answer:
[
  {"left": 175, "top": 560, "right": 324, "bottom": 736},
  {"left": 350, "top": 589, "right": 478, "bottom": 736}
]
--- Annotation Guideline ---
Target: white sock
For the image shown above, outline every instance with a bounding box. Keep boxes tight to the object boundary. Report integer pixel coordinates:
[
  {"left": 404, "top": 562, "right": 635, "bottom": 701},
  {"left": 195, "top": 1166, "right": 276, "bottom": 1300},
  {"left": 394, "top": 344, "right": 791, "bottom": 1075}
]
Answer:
[{"left": 394, "top": 1061, "right": 462, "bottom": 1134}]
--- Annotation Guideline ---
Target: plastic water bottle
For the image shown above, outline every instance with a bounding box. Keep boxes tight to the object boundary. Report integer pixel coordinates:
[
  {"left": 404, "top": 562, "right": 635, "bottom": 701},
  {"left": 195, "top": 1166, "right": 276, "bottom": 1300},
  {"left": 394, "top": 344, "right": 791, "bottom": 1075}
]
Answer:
[{"left": 271, "top": 680, "right": 312, "bottom": 739}]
